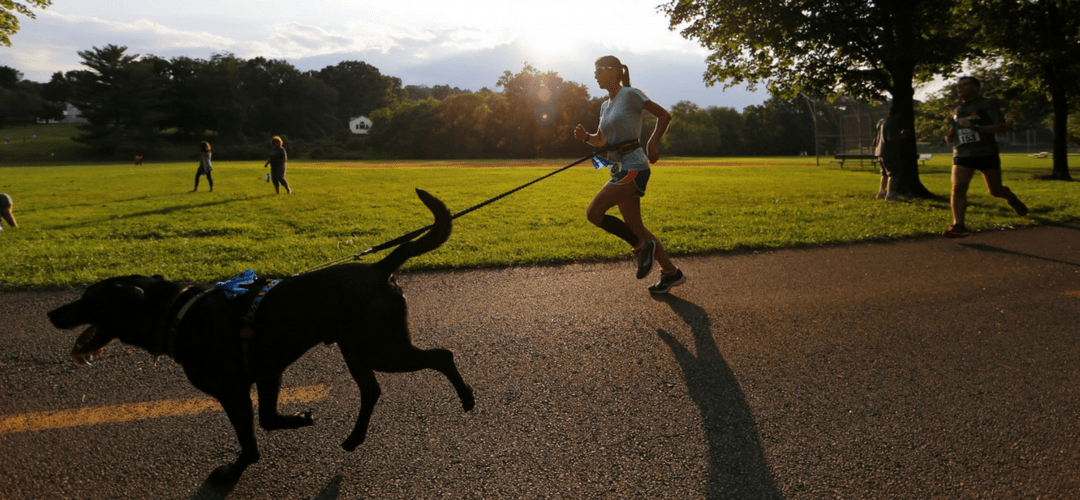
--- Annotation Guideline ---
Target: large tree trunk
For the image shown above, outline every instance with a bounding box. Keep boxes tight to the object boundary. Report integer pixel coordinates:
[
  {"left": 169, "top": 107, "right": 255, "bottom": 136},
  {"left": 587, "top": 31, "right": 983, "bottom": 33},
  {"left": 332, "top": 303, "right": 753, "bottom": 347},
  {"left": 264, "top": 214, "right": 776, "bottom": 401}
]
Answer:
[
  {"left": 1047, "top": 78, "right": 1073, "bottom": 181},
  {"left": 882, "top": 0, "right": 936, "bottom": 198},
  {"left": 890, "top": 83, "right": 935, "bottom": 198}
]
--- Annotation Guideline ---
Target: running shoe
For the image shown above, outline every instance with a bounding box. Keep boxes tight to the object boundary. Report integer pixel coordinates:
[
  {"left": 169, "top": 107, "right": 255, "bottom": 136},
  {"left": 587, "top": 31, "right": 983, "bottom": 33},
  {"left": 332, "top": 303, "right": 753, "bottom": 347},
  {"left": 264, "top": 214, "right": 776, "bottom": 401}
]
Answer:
[
  {"left": 1008, "top": 198, "right": 1029, "bottom": 216},
  {"left": 942, "top": 223, "right": 971, "bottom": 238},
  {"left": 648, "top": 269, "right": 686, "bottom": 294},
  {"left": 633, "top": 239, "right": 656, "bottom": 279}
]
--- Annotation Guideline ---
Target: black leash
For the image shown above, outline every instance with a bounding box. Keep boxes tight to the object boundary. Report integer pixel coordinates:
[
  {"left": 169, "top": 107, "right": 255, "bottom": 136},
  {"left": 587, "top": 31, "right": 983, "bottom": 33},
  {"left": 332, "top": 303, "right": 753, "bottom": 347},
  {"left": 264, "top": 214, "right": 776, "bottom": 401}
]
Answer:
[{"left": 300, "top": 152, "right": 599, "bottom": 274}]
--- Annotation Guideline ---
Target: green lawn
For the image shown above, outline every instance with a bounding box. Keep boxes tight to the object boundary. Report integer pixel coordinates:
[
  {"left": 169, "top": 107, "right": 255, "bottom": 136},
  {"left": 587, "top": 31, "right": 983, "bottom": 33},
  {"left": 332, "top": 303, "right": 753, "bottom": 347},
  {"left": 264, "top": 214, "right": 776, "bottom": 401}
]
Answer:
[
  {"left": 1, "top": 123, "right": 97, "bottom": 163},
  {"left": 1, "top": 155, "right": 1076, "bottom": 289}
]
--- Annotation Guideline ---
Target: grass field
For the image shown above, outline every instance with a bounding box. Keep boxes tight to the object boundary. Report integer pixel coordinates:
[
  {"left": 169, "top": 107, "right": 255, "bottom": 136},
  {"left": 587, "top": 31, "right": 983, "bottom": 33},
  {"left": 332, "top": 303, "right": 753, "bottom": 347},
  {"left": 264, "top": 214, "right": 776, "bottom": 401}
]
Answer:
[{"left": 1, "top": 153, "right": 1077, "bottom": 290}]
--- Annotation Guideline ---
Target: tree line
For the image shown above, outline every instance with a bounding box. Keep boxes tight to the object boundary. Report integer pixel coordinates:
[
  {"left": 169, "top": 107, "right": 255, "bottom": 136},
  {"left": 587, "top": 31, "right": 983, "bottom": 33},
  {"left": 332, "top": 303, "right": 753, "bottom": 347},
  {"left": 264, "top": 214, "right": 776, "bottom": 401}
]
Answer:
[
  {"left": 0, "top": 44, "right": 849, "bottom": 161},
  {"left": 1, "top": 44, "right": 1074, "bottom": 165}
]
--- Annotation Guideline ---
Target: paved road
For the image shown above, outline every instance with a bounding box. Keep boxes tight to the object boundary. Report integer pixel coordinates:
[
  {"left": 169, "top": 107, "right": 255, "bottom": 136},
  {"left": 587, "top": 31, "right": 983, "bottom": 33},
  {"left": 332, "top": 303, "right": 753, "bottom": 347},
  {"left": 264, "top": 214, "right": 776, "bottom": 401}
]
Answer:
[{"left": 1, "top": 224, "right": 1078, "bottom": 499}]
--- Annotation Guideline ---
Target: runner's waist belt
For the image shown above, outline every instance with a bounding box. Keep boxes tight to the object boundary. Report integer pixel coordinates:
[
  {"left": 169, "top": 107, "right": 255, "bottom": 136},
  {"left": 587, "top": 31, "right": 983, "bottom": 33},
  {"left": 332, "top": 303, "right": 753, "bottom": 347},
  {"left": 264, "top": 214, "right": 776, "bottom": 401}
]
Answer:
[{"left": 598, "top": 139, "right": 641, "bottom": 155}]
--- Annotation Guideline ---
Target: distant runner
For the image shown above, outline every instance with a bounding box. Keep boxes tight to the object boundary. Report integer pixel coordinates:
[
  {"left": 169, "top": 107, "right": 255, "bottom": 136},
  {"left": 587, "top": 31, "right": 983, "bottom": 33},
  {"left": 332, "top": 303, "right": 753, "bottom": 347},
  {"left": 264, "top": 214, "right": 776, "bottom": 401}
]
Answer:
[{"left": 943, "top": 76, "right": 1028, "bottom": 238}]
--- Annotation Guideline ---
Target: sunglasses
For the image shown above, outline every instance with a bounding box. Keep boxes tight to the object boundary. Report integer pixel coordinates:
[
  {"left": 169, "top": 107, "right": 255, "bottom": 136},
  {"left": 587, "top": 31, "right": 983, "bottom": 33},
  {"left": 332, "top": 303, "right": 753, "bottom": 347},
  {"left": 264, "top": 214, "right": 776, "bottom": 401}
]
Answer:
[{"left": 594, "top": 66, "right": 616, "bottom": 74}]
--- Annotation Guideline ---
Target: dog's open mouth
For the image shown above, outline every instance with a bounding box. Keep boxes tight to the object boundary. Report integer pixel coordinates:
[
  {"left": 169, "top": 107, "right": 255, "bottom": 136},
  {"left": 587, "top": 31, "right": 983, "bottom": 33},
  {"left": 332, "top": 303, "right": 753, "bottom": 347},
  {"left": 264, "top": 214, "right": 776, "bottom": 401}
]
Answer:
[{"left": 71, "top": 326, "right": 104, "bottom": 365}]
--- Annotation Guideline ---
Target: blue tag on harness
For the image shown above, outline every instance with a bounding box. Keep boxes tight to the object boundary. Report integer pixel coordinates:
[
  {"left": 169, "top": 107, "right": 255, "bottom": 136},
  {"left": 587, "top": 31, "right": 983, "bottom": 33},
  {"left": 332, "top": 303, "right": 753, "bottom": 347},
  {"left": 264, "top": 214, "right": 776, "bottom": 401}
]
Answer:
[
  {"left": 591, "top": 155, "right": 610, "bottom": 170},
  {"left": 215, "top": 269, "right": 257, "bottom": 299}
]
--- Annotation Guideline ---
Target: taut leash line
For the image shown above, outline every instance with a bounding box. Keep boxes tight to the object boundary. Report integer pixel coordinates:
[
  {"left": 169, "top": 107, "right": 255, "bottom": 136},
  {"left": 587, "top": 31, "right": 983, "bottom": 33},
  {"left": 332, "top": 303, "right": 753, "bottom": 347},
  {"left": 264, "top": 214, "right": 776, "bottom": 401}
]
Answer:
[
  {"left": 299, "top": 152, "right": 598, "bottom": 274},
  {"left": 359, "top": 153, "right": 597, "bottom": 257}
]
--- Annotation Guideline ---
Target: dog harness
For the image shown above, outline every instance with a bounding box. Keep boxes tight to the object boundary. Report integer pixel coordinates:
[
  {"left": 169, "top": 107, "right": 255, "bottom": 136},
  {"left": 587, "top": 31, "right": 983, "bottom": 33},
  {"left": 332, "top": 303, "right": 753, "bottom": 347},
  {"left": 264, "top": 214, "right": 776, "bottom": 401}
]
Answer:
[
  {"left": 156, "top": 270, "right": 265, "bottom": 358},
  {"left": 239, "top": 279, "right": 282, "bottom": 374},
  {"left": 153, "top": 285, "right": 200, "bottom": 357},
  {"left": 240, "top": 279, "right": 280, "bottom": 338}
]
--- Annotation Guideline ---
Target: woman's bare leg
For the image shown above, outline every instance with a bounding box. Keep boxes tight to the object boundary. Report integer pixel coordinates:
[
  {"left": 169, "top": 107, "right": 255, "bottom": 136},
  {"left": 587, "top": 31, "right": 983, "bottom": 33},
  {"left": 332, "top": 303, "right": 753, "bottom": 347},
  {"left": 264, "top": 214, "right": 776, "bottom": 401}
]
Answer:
[{"left": 617, "top": 194, "right": 675, "bottom": 272}]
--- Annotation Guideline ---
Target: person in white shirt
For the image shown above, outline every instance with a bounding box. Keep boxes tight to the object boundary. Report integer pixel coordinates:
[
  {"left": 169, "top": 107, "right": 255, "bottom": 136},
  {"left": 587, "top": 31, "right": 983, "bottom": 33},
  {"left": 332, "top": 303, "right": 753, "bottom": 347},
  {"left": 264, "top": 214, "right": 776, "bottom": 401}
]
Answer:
[{"left": 573, "top": 55, "right": 684, "bottom": 294}]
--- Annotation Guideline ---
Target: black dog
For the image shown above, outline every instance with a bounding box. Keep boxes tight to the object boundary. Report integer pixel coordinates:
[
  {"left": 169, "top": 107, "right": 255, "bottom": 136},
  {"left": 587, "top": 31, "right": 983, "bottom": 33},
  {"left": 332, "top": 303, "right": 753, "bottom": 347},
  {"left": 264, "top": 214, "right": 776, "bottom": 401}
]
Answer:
[{"left": 48, "top": 189, "right": 475, "bottom": 482}]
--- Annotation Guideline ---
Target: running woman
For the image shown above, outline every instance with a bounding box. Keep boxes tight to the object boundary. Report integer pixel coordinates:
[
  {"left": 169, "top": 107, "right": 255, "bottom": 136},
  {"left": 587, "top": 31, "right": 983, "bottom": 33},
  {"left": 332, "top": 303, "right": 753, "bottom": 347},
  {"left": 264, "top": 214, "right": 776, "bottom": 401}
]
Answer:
[{"left": 573, "top": 55, "right": 685, "bottom": 294}]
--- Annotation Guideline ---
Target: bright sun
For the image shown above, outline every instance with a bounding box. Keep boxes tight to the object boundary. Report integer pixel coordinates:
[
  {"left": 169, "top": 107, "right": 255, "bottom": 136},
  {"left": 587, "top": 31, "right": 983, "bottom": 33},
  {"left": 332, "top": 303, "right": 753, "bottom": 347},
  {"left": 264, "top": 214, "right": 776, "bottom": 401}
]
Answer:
[
  {"left": 517, "top": 23, "right": 584, "bottom": 65},
  {"left": 507, "top": 8, "right": 591, "bottom": 64}
]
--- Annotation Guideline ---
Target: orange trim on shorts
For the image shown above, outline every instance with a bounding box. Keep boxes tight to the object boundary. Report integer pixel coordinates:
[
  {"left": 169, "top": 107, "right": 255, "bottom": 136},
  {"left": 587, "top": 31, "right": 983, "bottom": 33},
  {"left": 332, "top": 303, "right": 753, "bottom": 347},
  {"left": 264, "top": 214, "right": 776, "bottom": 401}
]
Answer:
[{"left": 611, "top": 169, "right": 638, "bottom": 185}]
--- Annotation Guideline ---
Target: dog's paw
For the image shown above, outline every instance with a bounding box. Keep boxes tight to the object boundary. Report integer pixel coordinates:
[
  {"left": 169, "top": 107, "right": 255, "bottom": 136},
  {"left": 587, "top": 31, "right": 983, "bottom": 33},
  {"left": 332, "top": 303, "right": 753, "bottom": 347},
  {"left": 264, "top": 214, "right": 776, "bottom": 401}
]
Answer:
[
  {"left": 340, "top": 437, "right": 361, "bottom": 452},
  {"left": 70, "top": 347, "right": 103, "bottom": 366},
  {"left": 262, "top": 411, "right": 314, "bottom": 431},
  {"left": 460, "top": 386, "right": 476, "bottom": 413},
  {"left": 295, "top": 411, "right": 315, "bottom": 427}
]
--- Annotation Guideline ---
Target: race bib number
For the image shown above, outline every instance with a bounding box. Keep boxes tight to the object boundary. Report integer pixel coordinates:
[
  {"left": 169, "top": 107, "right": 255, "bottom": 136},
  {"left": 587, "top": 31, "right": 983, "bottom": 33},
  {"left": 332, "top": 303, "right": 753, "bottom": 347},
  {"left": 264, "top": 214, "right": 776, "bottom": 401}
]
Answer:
[{"left": 957, "top": 128, "right": 980, "bottom": 144}]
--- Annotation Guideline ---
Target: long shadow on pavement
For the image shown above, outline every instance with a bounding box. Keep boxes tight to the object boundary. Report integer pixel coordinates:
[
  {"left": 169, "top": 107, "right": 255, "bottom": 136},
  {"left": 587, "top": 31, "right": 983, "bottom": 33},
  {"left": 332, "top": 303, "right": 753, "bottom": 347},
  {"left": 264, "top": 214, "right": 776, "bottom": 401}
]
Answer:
[
  {"left": 653, "top": 295, "right": 781, "bottom": 500},
  {"left": 189, "top": 475, "right": 236, "bottom": 500},
  {"left": 959, "top": 243, "right": 1080, "bottom": 267}
]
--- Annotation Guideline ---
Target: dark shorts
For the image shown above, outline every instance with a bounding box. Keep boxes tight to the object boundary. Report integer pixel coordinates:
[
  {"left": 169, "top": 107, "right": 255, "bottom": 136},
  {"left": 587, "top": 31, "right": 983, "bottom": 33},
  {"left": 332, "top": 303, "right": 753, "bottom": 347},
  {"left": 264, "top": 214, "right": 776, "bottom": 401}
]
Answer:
[
  {"left": 954, "top": 155, "right": 1001, "bottom": 171},
  {"left": 608, "top": 168, "right": 651, "bottom": 197},
  {"left": 271, "top": 165, "right": 287, "bottom": 181},
  {"left": 0, "top": 193, "right": 11, "bottom": 209}
]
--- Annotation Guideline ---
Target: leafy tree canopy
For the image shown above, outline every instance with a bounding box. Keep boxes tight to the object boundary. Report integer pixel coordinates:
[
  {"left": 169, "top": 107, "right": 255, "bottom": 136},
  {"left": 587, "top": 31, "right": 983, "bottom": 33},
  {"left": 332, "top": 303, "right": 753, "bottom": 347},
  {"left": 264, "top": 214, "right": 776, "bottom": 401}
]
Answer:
[
  {"left": 663, "top": 0, "right": 972, "bottom": 101},
  {"left": 969, "top": 0, "right": 1080, "bottom": 179},
  {"left": 1, "top": 0, "right": 50, "bottom": 47}
]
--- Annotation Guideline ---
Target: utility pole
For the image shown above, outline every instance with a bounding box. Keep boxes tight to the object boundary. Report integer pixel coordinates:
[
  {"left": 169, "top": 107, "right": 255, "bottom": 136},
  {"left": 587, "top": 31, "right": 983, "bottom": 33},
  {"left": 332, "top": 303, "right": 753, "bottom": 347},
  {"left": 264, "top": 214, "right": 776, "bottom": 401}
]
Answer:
[{"left": 800, "top": 93, "right": 820, "bottom": 166}]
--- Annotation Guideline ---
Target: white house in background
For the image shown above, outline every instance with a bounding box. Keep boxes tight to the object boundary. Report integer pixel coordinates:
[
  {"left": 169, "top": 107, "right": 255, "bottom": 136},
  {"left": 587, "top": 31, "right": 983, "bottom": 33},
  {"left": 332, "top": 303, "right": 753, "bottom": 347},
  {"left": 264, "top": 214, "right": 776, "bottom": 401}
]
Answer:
[
  {"left": 63, "top": 103, "right": 86, "bottom": 123},
  {"left": 37, "top": 103, "right": 87, "bottom": 124},
  {"left": 349, "top": 116, "right": 372, "bottom": 135}
]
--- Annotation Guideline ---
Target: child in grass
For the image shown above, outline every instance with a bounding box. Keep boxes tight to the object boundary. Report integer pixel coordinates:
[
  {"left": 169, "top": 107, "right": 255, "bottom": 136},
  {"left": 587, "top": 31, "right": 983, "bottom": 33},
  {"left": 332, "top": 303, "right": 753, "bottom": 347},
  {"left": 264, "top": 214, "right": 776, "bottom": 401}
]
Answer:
[
  {"left": 263, "top": 136, "right": 292, "bottom": 194},
  {"left": 0, "top": 193, "right": 17, "bottom": 230},
  {"left": 193, "top": 141, "right": 213, "bottom": 192}
]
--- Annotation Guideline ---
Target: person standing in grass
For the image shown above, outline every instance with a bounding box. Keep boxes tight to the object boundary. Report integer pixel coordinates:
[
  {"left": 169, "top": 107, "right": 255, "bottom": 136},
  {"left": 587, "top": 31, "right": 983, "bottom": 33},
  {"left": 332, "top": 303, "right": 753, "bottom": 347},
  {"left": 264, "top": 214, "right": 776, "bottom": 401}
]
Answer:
[
  {"left": 193, "top": 141, "right": 213, "bottom": 192},
  {"left": 942, "top": 76, "right": 1028, "bottom": 238},
  {"left": 573, "top": 55, "right": 685, "bottom": 294},
  {"left": 873, "top": 105, "right": 903, "bottom": 201},
  {"left": 263, "top": 136, "right": 292, "bottom": 194},
  {"left": 0, "top": 193, "right": 17, "bottom": 230}
]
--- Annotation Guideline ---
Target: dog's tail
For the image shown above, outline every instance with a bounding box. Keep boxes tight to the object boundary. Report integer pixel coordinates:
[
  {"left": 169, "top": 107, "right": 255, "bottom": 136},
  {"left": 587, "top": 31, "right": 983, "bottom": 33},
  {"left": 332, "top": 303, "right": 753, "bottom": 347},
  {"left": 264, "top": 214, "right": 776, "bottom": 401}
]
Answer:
[{"left": 374, "top": 189, "right": 452, "bottom": 278}]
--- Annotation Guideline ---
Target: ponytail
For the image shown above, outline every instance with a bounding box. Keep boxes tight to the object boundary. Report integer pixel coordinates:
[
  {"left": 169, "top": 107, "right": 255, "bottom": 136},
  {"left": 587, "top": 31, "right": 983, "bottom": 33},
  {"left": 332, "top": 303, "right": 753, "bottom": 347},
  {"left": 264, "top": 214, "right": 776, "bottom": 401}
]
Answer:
[{"left": 596, "top": 55, "right": 631, "bottom": 87}]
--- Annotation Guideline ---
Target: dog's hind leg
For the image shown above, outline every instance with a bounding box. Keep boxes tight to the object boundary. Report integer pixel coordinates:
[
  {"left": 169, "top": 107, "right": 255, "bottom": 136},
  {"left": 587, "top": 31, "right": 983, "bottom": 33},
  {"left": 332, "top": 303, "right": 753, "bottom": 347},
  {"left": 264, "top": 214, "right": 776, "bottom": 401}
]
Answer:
[
  {"left": 375, "top": 347, "right": 476, "bottom": 413},
  {"left": 339, "top": 357, "right": 382, "bottom": 452},
  {"left": 256, "top": 374, "right": 314, "bottom": 431},
  {"left": 209, "top": 389, "right": 261, "bottom": 484}
]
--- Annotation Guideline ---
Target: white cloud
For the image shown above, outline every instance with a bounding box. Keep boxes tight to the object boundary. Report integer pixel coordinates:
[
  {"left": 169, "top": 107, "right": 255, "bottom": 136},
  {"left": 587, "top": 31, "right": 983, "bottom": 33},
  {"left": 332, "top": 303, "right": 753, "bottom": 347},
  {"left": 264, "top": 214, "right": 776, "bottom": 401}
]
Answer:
[{"left": 0, "top": 1, "right": 764, "bottom": 109}]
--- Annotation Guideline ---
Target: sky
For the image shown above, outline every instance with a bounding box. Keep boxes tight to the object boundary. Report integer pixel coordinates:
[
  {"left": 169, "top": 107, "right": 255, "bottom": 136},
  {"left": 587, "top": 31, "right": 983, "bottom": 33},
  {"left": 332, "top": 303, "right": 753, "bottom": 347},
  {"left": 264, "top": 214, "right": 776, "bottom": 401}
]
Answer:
[{"left": 0, "top": 0, "right": 769, "bottom": 111}]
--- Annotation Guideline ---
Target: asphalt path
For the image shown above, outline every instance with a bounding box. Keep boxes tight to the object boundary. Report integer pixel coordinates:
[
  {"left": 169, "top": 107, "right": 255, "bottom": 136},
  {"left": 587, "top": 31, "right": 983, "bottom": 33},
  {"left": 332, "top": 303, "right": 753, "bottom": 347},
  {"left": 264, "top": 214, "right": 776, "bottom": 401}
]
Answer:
[{"left": 1, "top": 224, "right": 1078, "bottom": 499}]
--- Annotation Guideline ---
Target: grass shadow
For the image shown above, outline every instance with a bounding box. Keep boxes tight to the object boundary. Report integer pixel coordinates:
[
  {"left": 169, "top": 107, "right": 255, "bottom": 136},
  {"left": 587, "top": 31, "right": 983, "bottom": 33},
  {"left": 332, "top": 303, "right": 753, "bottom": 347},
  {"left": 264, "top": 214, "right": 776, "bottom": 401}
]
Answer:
[
  {"left": 50, "top": 194, "right": 275, "bottom": 230},
  {"left": 651, "top": 295, "right": 781, "bottom": 500},
  {"left": 959, "top": 242, "right": 1080, "bottom": 267},
  {"left": 1045, "top": 221, "right": 1080, "bottom": 232}
]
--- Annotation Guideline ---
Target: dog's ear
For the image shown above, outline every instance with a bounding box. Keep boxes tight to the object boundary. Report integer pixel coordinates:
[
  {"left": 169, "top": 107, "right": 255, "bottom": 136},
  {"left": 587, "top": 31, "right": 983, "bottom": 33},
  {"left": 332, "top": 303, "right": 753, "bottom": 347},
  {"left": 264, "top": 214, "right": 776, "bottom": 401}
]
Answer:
[
  {"left": 113, "top": 284, "right": 146, "bottom": 302},
  {"left": 152, "top": 275, "right": 165, "bottom": 281}
]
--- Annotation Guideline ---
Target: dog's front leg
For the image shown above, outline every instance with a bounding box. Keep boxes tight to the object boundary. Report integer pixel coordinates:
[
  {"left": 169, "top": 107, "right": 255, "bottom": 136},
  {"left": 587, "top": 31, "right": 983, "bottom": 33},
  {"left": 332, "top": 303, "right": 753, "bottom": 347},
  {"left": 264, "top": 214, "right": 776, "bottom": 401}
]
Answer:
[
  {"left": 340, "top": 363, "right": 381, "bottom": 452},
  {"left": 208, "top": 389, "right": 261, "bottom": 484},
  {"left": 256, "top": 375, "right": 314, "bottom": 430}
]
